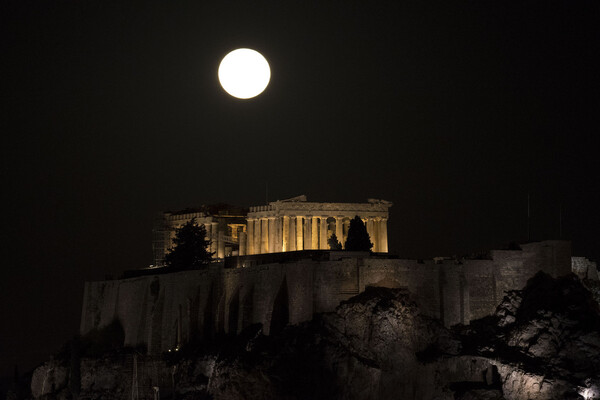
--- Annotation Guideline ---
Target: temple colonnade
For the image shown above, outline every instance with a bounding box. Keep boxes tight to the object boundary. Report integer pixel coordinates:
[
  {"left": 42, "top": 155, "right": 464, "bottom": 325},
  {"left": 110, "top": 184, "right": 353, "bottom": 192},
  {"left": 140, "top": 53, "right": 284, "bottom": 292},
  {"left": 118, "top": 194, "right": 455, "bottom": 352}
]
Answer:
[
  {"left": 244, "top": 215, "right": 388, "bottom": 255},
  {"left": 153, "top": 197, "right": 392, "bottom": 264}
]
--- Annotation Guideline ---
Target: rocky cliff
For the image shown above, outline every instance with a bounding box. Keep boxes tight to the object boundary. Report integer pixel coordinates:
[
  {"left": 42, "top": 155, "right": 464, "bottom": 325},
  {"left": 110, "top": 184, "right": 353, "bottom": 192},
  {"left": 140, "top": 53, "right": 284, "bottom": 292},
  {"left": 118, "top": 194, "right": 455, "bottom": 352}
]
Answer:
[{"left": 28, "top": 272, "right": 600, "bottom": 400}]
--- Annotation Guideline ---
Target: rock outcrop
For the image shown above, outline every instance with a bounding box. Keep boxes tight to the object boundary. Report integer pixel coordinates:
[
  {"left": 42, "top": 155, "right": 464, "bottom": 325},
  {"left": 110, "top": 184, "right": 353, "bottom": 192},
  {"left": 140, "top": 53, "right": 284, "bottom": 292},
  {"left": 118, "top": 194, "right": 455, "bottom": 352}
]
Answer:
[
  {"left": 458, "top": 272, "right": 600, "bottom": 400},
  {"left": 28, "top": 273, "right": 600, "bottom": 400}
]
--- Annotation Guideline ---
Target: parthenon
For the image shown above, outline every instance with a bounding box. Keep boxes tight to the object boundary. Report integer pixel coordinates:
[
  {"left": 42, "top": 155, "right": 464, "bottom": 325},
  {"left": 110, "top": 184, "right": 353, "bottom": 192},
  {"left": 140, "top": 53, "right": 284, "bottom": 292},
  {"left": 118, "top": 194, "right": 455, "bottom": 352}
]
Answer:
[
  {"left": 152, "top": 195, "right": 392, "bottom": 265},
  {"left": 245, "top": 195, "right": 392, "bottom": 255}
]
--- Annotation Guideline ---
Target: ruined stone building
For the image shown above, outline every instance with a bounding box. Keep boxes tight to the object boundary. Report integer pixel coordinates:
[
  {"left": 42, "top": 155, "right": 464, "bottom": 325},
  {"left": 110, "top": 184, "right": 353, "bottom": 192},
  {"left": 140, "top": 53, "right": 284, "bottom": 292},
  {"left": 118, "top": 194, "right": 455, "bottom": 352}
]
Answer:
[
  {"left": 246, "top": 195, "right": 391, "bottom": 254},
  {"left": 152, "top": 195, "right": 392, "bottom": 265},
  {"left": 81, "top": 196, "right": 574, "bottom": 356},
  {"left": 152, "top": 203, "right": 247, "bottom": 267}
]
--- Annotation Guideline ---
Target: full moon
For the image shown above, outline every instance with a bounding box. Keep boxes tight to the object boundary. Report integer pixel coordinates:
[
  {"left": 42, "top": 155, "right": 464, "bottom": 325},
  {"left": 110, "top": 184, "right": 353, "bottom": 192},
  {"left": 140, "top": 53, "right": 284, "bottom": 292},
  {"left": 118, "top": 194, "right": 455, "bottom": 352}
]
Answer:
[{"left": 218, "top": 48, "right": 270, "bottom": 99}]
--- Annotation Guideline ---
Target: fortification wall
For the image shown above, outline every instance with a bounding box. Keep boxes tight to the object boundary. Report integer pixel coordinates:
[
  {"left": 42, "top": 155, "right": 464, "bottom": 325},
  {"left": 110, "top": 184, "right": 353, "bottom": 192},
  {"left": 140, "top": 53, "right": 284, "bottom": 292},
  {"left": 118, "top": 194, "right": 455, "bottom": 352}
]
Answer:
[
  {"left": 462, "top": 260, "right": 496, "bottom": 321},
  {"left": 358, "top": 258, "right": 443, "bottom": 319},
  {"left": 80, "top": 241, "right": 571, "bottom": 355}
]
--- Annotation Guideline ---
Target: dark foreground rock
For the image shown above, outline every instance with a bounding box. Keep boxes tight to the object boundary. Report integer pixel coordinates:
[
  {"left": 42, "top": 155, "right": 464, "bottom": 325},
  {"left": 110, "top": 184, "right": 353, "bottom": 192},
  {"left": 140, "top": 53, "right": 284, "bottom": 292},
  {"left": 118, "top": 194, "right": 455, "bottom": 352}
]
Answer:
[{"left": 27, "top": 273, "right": 600, "bottom": 400}]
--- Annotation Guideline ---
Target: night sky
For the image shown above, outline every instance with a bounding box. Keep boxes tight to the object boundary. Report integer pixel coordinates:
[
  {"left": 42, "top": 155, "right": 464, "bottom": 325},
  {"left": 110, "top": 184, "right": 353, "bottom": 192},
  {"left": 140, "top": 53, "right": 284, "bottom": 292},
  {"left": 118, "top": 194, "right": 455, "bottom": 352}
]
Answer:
[{"left": 2, "top": 0, "right": 599, "bottom": 381}]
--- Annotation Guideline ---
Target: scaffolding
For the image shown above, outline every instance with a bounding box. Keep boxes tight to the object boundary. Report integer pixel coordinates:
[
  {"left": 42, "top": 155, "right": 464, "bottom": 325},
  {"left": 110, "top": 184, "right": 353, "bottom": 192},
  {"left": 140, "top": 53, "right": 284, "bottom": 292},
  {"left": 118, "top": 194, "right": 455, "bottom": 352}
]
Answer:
[{"left": 152, "top": 214, "right": 169, "bottom": 267}]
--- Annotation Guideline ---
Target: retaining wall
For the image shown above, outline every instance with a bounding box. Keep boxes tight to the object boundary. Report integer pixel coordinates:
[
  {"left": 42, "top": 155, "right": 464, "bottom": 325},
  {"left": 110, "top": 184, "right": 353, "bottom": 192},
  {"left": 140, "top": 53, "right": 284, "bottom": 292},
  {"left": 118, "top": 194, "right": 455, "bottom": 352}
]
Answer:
[{"left": 80, "top": 241, "right": 571, "bottom": 355}]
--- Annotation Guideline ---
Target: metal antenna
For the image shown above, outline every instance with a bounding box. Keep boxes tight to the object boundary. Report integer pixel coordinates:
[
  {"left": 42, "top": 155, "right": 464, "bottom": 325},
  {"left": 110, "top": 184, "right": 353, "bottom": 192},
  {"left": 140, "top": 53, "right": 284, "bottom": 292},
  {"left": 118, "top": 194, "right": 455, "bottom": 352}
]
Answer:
[{"left": 266, "top": 182, "right": 269, "bottom": 205}]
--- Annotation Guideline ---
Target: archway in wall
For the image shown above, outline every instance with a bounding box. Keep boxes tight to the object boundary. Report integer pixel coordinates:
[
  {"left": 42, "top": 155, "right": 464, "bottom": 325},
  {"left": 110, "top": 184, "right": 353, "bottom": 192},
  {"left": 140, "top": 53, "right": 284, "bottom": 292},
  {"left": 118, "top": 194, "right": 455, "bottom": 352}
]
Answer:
[
  {"left": 189, "top": 290, "right": 201, "bottom": 342},
  {"left": 202, "top": 283, "right": 215, "bottom": 341},
  {"left": 149, "top": 282, "right": 165, "bottom": 354},
  {"left": 228, "top": 288, "right": 240, "bottom": 335},
  {"left": 216, "top": 294, "right": 225, "bottom": 334},
  {"left": 241, "top": 286, "right": 254, "bottom": 331},
  {"left": 269, "top": 277, "right": 289, "bottom": 335}
]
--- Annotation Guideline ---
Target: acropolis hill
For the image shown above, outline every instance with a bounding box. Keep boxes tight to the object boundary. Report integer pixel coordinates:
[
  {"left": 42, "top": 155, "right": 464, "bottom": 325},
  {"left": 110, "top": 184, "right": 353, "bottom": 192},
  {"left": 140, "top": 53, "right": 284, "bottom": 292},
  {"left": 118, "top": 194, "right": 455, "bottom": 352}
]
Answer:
[{"left": 78, "top": 196, "right": 593, "bottom": 356}]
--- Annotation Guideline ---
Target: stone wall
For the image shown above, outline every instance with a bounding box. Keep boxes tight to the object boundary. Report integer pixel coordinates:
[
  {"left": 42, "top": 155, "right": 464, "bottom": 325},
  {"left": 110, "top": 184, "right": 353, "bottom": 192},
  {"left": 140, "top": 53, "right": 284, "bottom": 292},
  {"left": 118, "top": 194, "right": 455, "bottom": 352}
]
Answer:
[{"left": 80, "top": 241, "right": 572, "bottom": 354}]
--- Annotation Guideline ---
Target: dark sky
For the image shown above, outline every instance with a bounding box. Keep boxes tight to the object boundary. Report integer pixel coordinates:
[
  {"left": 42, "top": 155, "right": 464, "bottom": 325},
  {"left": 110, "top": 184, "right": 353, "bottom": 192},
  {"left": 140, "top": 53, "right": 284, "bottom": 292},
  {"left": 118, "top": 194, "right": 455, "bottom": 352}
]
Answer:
[{"left": 2, "top": 0, "right": 599, "bottom": 379}]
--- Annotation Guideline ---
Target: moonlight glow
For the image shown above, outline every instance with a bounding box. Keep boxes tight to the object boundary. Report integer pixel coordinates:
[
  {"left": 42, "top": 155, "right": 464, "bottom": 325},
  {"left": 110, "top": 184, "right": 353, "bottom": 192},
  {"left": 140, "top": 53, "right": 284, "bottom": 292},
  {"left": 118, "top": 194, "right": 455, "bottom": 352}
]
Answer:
[{"left": 218, "top": 48, "right": 270, "bottom": 99}]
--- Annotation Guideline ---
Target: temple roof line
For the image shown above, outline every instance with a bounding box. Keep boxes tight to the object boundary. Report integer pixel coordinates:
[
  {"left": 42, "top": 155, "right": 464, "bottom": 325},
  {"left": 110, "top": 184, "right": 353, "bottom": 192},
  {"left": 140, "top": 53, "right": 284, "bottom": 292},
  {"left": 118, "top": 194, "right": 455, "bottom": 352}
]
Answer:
[
  {"left": 248, "top": 196, "right": 393, "bottom": 214},
  {"left": 279, "top": 195, "right": 307, "bottom": 202}
]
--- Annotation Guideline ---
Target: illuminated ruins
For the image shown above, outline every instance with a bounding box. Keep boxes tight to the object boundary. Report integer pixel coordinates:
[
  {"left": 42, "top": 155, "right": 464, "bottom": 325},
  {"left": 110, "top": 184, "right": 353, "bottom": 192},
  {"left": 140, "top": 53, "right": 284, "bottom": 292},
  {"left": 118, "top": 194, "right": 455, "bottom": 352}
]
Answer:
[
  {"left": 81, "top": 195, "right": 575, "bottom": 355},
  {"left": 152, "top": 195, "right": 392, "bottom": 265}
]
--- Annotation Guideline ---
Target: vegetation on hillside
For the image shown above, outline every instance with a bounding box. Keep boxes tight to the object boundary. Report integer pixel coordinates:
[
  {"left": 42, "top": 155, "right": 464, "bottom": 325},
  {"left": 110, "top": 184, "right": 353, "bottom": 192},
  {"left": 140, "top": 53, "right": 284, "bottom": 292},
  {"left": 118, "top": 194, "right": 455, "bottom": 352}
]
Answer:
[
  {"left": 165, "top": 217, "right": 214, "bottom": 270},
  {"left": 344, "top": 216, "right": 373, "bottom": 252}
]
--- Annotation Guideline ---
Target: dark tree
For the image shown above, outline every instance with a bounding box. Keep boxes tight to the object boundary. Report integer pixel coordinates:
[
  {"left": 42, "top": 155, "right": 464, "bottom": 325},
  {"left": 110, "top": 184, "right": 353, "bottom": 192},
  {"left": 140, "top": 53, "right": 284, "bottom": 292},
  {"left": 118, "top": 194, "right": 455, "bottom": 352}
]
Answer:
[
  {"left": 344, "top": 216, "right": 373, "bottom": 251},
  {"left": 165, "top": 218, "right": 214, "bottom": 270},
  {"left": 327, "top": 233, "right": 343, "bottom": 250}
]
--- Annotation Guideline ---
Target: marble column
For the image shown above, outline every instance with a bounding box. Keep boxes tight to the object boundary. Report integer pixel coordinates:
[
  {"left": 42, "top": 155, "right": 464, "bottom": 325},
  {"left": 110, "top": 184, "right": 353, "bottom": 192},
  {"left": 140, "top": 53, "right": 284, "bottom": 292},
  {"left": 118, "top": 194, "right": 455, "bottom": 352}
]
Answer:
[
  {"left": 296, "top": 216, "right": 304, "bottom": 250},
  {"left": 217, "top": 231, "right": 225, "bottom": 259},
  {"left": 366, "top": 218, "right": 376, "bottom": 251},
  {"left": 239, "top": 231, "right": 247, "bottom": 256},
  {"left": 205, "top": 223, "right": 211, "bottom": 240},
  {"left": 204, "top": 223, "right": 211, "bottom": 255},
  {"left": 268, "top": 217, "right": 276, "bottom": 253},
  {"left": 247, "top": 219, "right": 254, "bottom": 255},
  {"left": 379, "top": 217, "right": 388, "bottom": 253},
  {"left": 275, "top": 217, "right": 283, "bottom": 252},
  {"left": 319, "top": 217, "right": 328, "bottom": 249},
  {"left": 372, "top": 219, "right": 380, "bottom": 252},
  {"left": 254, "top": 218, "right": 262, "bottom": 255},
  {"left": 343, "top": 219, "right": 350, "bottom": 246},
  {"left": 261, "top": 218, "right": 269, "bottom": 254},
  {"left": 304, "top": 216, "right": 312, "bottom": 250},
  {"left": 289, "top": 216, "right": 297, "bottom": 251},
  {"left": 282, "top": 216, "right": 290, "bottom": 252},
  {"left": 311, "top": 216, "right": 319, "bottom": 249},
  {"left": 211, "top": 222, "right": 218, "bottom": 255},
  {"left": 335, "top": 216, "right": 344, "bottom": 249}
]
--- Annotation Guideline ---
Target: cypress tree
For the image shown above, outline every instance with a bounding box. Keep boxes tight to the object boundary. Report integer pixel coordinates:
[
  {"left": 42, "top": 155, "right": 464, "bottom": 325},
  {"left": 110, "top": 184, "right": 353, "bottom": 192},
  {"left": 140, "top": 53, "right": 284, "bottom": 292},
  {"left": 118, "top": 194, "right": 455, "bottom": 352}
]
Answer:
[
  {"left": 328, "top": 233, "right": 343, "bottom": 250},
  {"left": 165, "top": 217, "right": 214, "bottom": 270},
  {"left": 344, "top": 216, "right": 373, "bottom": 251}
]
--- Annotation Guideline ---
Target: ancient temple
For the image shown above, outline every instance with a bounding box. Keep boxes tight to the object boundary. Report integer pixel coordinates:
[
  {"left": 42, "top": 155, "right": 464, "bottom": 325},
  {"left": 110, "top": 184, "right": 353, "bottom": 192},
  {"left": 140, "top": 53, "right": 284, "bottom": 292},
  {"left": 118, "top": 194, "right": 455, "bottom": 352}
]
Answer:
[
  {"left": 151, "top": 195, "right": 392, "bottom": 266},
  {"left": 245, "top": 195, "right": 392, "bottom": 254}
]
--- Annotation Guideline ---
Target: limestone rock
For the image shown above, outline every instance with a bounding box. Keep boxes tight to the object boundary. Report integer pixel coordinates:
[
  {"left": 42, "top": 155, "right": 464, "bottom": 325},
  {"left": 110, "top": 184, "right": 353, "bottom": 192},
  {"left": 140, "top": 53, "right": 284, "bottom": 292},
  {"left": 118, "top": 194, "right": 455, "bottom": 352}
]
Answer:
[
  {"left": 30, "top": 361, "right": 68, "bottom": 398},
  {"left": 315, "top": 287, "right": 455, "bottom": 399},
  {"left": 583, "top": 278, "right": 600, "bottom": 305},
  {"left": 28, "top": 274, "right": 600, "bottom": 400},
  {"left": 461, "top": 272, "right": 600, "bottom": 399}
]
